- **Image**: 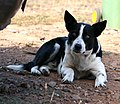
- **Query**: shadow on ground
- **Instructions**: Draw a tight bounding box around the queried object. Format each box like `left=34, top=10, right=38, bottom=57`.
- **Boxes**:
left=0, top=46, right=120, bottom=104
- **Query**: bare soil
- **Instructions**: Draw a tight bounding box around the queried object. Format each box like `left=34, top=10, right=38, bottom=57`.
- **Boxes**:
left=0, top=0, right=120, bottom=104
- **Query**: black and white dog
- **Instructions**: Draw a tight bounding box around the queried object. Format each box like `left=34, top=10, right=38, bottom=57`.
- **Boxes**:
left=7, top=10, right=107, bottom=87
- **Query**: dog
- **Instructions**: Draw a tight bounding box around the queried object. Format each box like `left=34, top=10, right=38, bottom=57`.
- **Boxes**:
left=7, top=10, right=107, bottom=87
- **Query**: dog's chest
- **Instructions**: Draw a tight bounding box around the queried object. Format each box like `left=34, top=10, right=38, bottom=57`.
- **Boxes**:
left=71, top=53, right=96, bottom=71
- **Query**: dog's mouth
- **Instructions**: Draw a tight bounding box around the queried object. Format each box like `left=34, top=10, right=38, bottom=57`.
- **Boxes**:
left=73, top=49, right=92, bottom=57
left=83, top=50, right=93, bottom=56
left=73, top=49, right=80, bottom=53
left=73, top=49, right=85, bottom=54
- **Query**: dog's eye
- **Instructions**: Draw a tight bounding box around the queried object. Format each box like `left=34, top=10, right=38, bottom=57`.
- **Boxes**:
left=72, top=33, right=76, bottom=37
left=85, top=35, right=90, bottom=39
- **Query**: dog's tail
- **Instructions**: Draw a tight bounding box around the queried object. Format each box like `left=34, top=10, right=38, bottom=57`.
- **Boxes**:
left=6, top=62, right=34, bottom=72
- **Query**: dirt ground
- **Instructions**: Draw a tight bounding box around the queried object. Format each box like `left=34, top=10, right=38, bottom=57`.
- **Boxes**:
left=0, top=0, right=120, bottom=104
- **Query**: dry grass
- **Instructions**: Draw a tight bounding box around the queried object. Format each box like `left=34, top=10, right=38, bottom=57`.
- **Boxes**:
left=12, top=15, right=54, bottom=26
left=11, top=0, right=101, bottom=26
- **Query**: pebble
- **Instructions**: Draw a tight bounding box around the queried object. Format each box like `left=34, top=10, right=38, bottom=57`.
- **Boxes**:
left=48, top=81, right=57, bottom=88
left=71, top=94, right=81, bottom=100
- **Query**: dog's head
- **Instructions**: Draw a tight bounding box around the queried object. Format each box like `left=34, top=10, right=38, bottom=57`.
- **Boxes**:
left=64, top=10, right=107, bottom=55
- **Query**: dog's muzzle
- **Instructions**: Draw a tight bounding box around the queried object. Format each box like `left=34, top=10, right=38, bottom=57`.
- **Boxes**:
left=73, top=43, right=82, bottom=53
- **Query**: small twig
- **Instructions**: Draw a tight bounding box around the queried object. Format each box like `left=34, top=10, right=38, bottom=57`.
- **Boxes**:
left=45, top=83, right=48, bottom=91
left=23, top=51, right=36, bottom=55
left=105, top=64, right=120, bottom=71
left=50, top=90, right=55, bottom=103
left=114, top=78, right=120, bottom=81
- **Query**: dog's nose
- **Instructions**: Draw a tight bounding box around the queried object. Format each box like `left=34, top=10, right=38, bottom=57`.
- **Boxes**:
left=75, top=44, right=82, bottom=50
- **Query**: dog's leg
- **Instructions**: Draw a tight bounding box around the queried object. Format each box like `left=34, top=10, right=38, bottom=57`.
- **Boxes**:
left=7, top=41, right=60, bottom=75
left=33, top=42, right=60, bottom=66
left=90, top=57, right=107, bottom=87
left=58, top=43, right=75, bottom=83
left=60, top=66, right=74, bottom=83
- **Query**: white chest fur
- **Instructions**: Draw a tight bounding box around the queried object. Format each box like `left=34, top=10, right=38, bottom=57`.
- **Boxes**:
left=62, top=43, right=97, bottom=72
left=64, top=51, right=96, bottom=71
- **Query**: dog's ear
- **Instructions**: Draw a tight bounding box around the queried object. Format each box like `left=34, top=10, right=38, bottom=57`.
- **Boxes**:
left=92, top=20, right=107, bottom=37
left=64, top=10, right=77, bottom=32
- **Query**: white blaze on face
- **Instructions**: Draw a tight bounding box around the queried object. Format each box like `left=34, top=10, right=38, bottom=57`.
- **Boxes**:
left=71, top=24, right=86, bottom=53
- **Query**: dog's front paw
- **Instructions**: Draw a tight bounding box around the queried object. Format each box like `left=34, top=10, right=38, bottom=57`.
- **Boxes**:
left=39, top=66, right=50, bottom=76
left=31, top=66, right=41, bottom=75
left=61, top=69, right=74, bottom=83
left=95, top=74, right=107, bottom=87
